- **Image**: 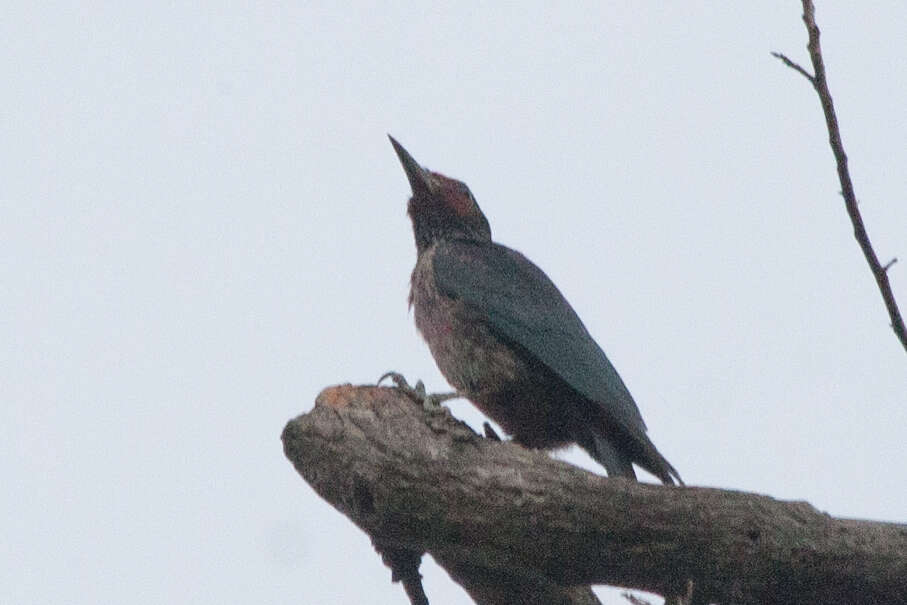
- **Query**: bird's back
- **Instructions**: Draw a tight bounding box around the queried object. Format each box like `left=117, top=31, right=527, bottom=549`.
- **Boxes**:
left=412, top=238, right=681, bottom=484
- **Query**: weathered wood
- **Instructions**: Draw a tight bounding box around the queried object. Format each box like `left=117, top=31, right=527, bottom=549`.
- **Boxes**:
left=282, top=385, right=907, bottom=605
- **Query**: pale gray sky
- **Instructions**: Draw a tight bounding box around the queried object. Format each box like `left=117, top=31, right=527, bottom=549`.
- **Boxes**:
left=2, top=3, right=905, bottom=604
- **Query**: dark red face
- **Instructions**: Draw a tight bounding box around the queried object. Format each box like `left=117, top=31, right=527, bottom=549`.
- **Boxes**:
left=411, top=170, right=481, bottom=219
left=405, top=170, right=491, bottom=251
left=390, top=136, right=491, bottom=251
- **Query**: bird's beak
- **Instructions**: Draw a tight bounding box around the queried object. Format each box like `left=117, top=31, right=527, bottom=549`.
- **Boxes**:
left=388, top=135, right=432, bottom=196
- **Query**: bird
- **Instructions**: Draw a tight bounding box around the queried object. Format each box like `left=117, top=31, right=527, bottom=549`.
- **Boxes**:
left=387, top=135, right=682, bottom=485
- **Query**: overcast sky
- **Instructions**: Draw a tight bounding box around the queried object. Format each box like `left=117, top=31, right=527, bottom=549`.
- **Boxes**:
left=3, top=3, right=905, bottom=604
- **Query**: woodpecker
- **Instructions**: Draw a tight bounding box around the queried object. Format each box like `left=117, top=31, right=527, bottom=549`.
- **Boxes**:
left=389, top=136, right=681, bottom=485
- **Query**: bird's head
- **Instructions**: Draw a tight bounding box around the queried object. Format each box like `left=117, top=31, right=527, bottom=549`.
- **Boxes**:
left=389, top=135, right=492, bottom=253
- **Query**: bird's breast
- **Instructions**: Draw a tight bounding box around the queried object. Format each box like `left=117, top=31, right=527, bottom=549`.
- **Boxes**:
left=409, top=245, right=523, bottom=396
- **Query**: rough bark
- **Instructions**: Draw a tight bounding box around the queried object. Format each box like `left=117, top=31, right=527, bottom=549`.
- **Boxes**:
left=282, top=385, right=907, bottom=605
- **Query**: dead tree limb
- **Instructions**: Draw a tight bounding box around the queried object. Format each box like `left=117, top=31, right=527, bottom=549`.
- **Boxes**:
left=772, top=0, right=907, bottom=354
left=282, top=385, right=907, bottom=605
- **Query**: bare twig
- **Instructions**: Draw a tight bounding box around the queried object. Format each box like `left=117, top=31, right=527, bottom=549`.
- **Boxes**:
left=774, top=0, right=907, bottom=353
left=374, top=543, right=429, bottom=605
left=769, top=51, right=814, bottom=83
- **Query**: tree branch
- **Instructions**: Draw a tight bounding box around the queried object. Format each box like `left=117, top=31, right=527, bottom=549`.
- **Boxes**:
left=373, top=542, right=430, bottom=605
left=773, top=0, right=907, bottom=353
left=282, top=385, right=907, bottom=605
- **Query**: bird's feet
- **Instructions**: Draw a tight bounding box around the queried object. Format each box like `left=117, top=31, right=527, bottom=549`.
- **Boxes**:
left=378, top=371, right=459, bottom=412
left=482, top=422, right=502, bottom=441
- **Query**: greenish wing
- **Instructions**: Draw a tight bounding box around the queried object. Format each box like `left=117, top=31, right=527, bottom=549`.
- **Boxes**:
left=432, top=239, right=647, bottom=433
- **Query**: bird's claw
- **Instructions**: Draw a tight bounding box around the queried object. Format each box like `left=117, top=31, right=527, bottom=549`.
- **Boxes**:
left=378, top=371, right=458, bottom=412
left=377, top=371, right=418, bottom=392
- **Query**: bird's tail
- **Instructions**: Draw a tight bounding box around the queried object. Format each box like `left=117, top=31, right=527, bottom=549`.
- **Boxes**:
left=635, top=434, right=684, bottom=486
left=584, top=433, right=637, bottom=480
left=585, top=432, right=684, bottom=486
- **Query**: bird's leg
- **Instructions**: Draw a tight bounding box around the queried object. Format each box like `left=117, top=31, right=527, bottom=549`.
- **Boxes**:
left=482, top=422, right=502, bottom=441
left=378, top=371, right=458, bottom=412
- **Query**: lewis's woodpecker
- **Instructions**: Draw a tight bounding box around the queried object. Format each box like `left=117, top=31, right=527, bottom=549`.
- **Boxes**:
left=389, top=136, right=682, bottom=485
